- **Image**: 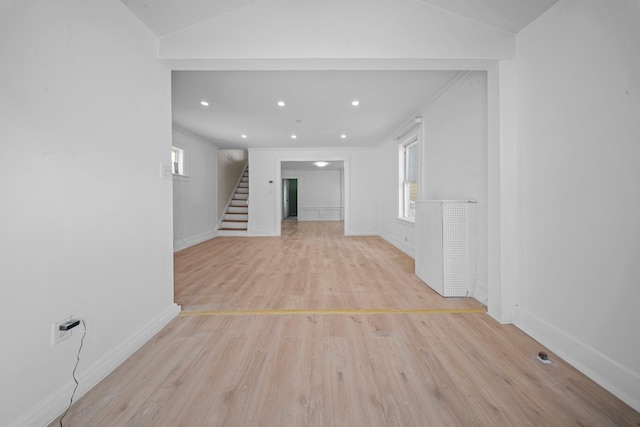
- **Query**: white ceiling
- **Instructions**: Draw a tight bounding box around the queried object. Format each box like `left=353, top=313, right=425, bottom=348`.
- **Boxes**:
left=415, top=0, right=559, bottom=34
left=125, top=0, right=559, bottom=150
left=172, top=70, right=460, bottom=149
left=122, top=0, right=261, bottom=37
left=122, top=0, right=558, bottom=36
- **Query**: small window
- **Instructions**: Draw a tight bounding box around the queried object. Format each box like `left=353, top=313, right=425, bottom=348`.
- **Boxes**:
left=399, top=137, right=419, bottom=221
left=171, top=146, right=185, bottom=175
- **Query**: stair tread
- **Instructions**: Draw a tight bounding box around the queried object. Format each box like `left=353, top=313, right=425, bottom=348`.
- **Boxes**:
left=220, top=166, right=250, bottom=232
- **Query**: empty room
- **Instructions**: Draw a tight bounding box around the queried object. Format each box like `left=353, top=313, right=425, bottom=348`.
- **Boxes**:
left=2, top=0, right=639, bottom=426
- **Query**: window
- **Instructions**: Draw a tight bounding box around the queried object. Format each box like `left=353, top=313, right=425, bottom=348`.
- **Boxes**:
left=399, top=137, right=419, bottom=221
left=171, top=146, right=185, bottom=175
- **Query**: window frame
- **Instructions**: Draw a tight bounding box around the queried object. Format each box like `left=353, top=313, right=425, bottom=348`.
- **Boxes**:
left=398, top=133, right=419, bottom=223
left=171, top=146, right=186, bottom=177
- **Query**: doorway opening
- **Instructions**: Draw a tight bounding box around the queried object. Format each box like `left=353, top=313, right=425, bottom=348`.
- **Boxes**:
left=282, top=178, right=298, bottom=221
left=279, top=160, right=346, bottom=235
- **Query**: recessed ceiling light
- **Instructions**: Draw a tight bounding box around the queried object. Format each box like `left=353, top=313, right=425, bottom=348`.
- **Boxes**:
left=200, top=100, right=209, bottom=106
left=291, top=134, right=297, bottom=139
left=278, top=100, right=286, bottom=107
left=341, top=134, right=347, bottom=139
left=241, top=134, right=247, bottom=139
left=314, top=161, right=329, bottom=167
left=351, top=100, right=360, bottom=106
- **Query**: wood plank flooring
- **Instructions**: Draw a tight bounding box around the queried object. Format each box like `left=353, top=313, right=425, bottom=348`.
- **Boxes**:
left=51, top=221, right=639, bottom=426
left=174, top=221, right=481, bottom=313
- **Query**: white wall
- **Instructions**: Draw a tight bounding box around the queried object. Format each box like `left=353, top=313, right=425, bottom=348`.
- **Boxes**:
left=0, top=2, right=178, bottom=426
left=378, top=72, right=488, bottom=303
left=281, top=167, right=343, bottom=221
left=217, top=149, right=247, bottom=220
left=515, top=0, right=640, bottom=410
left=377, top=134, right=418, bottom=257
left=172, top=127, right=219, bottom=251
left=422, top=72, right=488, bottom=302
left=248, top=148, right=378, bottom=236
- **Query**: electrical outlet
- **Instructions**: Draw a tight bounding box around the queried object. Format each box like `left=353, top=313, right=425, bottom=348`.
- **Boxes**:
left=52, top=317, right=73, bottom=346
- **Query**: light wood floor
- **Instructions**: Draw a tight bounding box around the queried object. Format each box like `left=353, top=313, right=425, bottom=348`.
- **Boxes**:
left=174, top=221, right=481, bottom=313
left=52, top=221, right=639, bottom=426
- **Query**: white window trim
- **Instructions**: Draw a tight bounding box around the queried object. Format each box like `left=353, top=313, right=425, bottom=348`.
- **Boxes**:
left=171, top=145, right=189, bottom=179
left=397, top=124, right=421, bottom=223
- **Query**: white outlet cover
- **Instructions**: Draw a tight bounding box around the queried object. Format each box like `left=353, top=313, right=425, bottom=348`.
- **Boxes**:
left=51, top=319, right=72, bottom=346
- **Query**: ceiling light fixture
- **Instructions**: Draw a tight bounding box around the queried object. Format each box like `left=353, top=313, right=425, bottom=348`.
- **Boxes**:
left=241, top=134, right=247, bottom=139
left=278, top=100, right=286, bottom=107
left=314, top=161, right=329, bottom=167
left=351, top=100, right=360, bottom=106
left=341, top=134, right=347, bottom=139
left=291, top=134, right=297, bottom=139
left=200, top=101, right=209, bottom=106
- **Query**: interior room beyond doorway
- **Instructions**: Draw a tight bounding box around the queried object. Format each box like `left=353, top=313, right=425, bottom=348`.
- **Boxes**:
left=281, top=161, right=345, bottom=226
left=282, top=178, right=298, bottom=220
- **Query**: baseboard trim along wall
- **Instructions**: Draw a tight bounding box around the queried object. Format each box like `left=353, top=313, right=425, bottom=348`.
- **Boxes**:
left=515, top=309, right=640, bottom=412
left=11, top=303, right=181, bottom=427
left=379, top=232, right=415, bottom=258
left=380, top=232, right=487, bottom=304
left=174, top=231, right=218, bottom=252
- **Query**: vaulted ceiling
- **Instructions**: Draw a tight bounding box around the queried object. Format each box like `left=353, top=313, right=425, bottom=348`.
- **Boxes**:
left=121, top=0, right=559, bottom=149
left=122, top=0, right=558, bottom=36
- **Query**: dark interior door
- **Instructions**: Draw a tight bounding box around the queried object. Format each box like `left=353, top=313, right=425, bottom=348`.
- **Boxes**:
left=288, top=179, right=298, bottom=216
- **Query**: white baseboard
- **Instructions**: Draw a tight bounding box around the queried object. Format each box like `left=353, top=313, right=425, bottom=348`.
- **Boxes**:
left=298, top=218, right=342, bottom=222
left=11, top=303, right=181, bottom=427
left=469, top=282, right=488, bottom=306
left=515, top=308, right=640, bottom=412
left=379, top=231, right=415, bottom=258
left=174, top=230, right=217, bottom=252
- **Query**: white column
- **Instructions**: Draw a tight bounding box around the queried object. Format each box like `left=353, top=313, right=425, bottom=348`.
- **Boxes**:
left=487, top=60, right=518, bottom=323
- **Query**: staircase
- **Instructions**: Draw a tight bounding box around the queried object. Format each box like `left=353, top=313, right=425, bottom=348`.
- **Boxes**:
left=218, top=166, right=249, bottom=236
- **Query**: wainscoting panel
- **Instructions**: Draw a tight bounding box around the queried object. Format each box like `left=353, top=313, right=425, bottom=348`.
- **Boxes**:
left=298, top=206, right=343, bottom=221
